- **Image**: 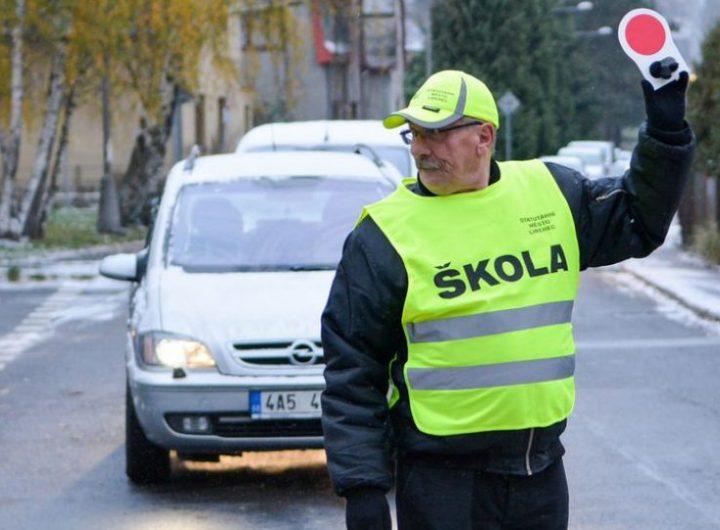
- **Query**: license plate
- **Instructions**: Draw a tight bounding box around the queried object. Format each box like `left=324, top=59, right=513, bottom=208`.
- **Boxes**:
left=250, top=390, right=322, bottom=419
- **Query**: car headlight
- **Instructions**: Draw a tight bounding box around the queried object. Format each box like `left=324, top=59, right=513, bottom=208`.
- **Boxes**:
left=139, top=331, right=216, bottom=369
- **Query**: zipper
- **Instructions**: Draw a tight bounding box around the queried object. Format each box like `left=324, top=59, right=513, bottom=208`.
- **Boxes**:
left=525, top=428, right=535, bottom=476
left=595, top=188, right=624, bottom=202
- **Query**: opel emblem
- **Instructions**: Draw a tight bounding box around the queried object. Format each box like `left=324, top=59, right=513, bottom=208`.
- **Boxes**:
left=287, top=339, right=320, bottom=366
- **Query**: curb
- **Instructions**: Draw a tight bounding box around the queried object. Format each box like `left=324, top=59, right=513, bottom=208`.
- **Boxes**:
left=620, top=265, right=720, bottom=323
left=0, top=240, right=144, bottom=267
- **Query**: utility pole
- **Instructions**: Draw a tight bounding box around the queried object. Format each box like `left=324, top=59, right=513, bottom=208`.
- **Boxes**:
left=392, top=0, right=407, bottom=109
left=97, top=56, right=123, bottom=234
left=348, top=0, right=364, bottom=118
left=425, top=0, right=434, bottom=76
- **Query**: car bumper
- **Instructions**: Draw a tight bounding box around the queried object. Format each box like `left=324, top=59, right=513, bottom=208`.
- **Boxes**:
left=128, top=364, right=325, bottom=453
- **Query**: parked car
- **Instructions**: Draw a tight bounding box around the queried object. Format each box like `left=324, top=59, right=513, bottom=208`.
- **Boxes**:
left=614, top=147, right=632, bottom=162
left=557, top=146, right=606, bottom=179
left=539, top=155, right=586, bottom=175
left=235, top=119, right=417, bottom=179
left=609, top=158, right=631, bottom=177
left=99, top=150, right=396, bottom=484
left=567, top=140, right=615, bottom=170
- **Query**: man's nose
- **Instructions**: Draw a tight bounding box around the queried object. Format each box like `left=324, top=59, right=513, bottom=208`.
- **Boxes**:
left=411, top=136, right=431, bottom=157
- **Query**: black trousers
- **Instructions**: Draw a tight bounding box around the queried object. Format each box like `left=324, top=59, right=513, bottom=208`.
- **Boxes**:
left=396, top=457, right=569, bottom=530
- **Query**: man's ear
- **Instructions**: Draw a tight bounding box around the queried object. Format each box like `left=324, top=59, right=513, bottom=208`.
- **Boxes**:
left=476, top=124, right=496, bottom=155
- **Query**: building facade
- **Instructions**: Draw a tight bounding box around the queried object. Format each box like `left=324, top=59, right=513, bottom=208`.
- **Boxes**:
left=14, top=10, right=253, bottom=195
left=241, top=0, right=424, bottom=124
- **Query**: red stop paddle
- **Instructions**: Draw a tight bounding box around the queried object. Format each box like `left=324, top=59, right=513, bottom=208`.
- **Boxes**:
left=618, top=9, right=688, bottom=90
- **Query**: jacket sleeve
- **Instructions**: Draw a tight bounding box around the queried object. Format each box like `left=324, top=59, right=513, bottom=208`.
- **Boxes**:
left=546, top=124, right=695, bottom=270
left=320, top=218, right=406, bottom=496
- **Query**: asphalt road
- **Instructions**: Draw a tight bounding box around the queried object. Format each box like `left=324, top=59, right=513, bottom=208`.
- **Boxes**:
left=0, top=270, right=719, bottom=529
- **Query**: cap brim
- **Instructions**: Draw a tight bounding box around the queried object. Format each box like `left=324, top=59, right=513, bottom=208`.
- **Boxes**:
left=382, top=108, right=463, bottom=129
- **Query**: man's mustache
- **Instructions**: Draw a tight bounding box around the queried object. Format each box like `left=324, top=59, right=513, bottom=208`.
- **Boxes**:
left=417, top=157, right=443, bottom=170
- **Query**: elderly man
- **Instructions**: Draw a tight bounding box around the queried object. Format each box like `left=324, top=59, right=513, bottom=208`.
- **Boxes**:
left=321, top=69, right=694, bottom=529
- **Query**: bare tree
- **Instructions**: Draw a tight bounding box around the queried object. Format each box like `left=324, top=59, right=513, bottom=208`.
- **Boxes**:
left=111, top=0, right=235, bottom=226
left=17, top=35, right=68, bottom=238
left=118, top=81, right=179, bottom=225
left=0, top=0, right=26, bottom=237
left=48, top=88, right=75, bottom=208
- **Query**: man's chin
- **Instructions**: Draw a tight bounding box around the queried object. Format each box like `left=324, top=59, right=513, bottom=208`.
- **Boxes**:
left=419, top=168, right=442, bottom=179
left=418, top=172, right=452, bottom=195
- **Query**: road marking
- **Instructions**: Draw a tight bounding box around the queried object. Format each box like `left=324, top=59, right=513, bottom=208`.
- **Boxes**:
left=579, top=417, right=720, bottom=526
left=0, top=283, right=127, bottom=372
left=577, top=337, right=720, bottom=350
left=0, top=283, right=83, bottom=372
left=598, top=270, right=720, bottom=336
left=13, top=323, right=45, bottom=332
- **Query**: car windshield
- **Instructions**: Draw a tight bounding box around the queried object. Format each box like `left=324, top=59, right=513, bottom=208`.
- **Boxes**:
left=167, top=177, right=394, bottom=272
left=248, top=145, right=412, bottom=177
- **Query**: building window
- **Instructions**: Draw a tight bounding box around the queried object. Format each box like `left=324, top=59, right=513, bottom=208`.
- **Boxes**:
left=240, top=5, right=286, bottom=52
left=363, top=1, right=396, bottom=71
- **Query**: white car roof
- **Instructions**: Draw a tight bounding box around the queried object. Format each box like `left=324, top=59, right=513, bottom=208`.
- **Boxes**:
left=165, top=151, right=393, bottom=195
left=560, top=145, right=603, bottom=153
left=568, top=140, right=614, bottom=147
left=568, top=140, right=614, bottom=161
left=557, top=147, right=605, bottom=165
left=236, top=120, right=407, bottom=152
left=614, top=148, right=632, bottom=160
left=539, top=155, right=585, bottom=173
left=558, top=146, right=603, bottom=157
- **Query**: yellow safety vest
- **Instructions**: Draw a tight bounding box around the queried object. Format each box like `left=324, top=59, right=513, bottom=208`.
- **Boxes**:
left=362, top=160, right=580, bottom=436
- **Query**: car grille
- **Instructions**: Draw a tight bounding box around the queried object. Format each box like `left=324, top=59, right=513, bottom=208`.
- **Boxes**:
left=213, top=416, right=323, bottom=438
left=232, top=340, right=324, bottom=367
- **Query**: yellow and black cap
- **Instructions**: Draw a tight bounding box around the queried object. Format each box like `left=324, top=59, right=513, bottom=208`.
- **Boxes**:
left=383, top=70, right=499, bottom=130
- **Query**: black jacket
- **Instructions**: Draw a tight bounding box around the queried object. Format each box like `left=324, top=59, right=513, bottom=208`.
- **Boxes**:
left=321, top=124, right=695, bottom=496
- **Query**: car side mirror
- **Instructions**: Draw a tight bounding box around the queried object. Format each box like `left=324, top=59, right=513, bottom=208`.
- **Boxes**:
left=99, top=253, right=140, bottom=282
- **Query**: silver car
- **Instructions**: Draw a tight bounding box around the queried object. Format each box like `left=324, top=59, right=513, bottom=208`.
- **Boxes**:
left=100, top=150, right=395, bottom=483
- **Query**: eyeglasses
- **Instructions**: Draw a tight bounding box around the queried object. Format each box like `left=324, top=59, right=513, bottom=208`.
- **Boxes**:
left=400, top=121, right=483, bottom=145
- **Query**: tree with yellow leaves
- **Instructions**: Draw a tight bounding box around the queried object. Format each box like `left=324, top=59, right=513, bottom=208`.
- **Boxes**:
left=0, top=0, right=238, bottom=236
left=0, top=0, right=320, bottom=236
left=107, top=0, right=236, bottom=225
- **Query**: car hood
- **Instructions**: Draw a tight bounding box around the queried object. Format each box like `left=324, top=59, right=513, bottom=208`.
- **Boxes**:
left=158, top=267, right=335, bottom=346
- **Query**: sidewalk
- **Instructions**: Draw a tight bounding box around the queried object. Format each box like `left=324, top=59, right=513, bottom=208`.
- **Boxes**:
left=620, top=243, right=720, bottom=322
left=0, top=240, right=142, bottom=285
left=0, top=240, right=143, bottom=267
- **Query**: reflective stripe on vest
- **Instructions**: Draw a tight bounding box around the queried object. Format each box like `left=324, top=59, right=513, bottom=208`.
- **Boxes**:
left=408, top=354, right=575, bottom=390
left=363, top=159, right=581, bottom=436
left=407, top=300, right=574, bottom=343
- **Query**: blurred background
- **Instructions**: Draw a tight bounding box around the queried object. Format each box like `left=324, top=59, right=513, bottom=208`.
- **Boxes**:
left=0, top=0, right=718, bottom=260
